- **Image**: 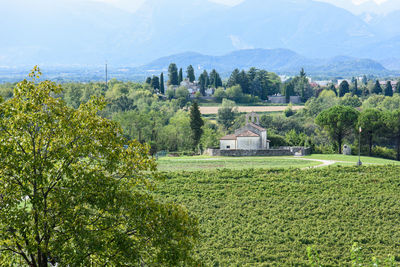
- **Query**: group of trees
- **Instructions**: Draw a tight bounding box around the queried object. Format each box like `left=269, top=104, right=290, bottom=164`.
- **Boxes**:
left=283, top=68, right=313, bottom=102
left=316, top=105, right=400, bottom=159
left=167, top=63, right=198, bottom=86
left=327, top=78, right=400, bottom=99
left=226, top=67, right=281, bottom=100
left=145, top=73, right=165, bottom=94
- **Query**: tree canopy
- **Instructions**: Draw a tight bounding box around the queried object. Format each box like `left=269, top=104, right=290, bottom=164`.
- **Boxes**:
left=0, top=67, right=198, bottom=266
left=168, top=63, right=179, bottom=86
left=315, top=105, right=359, bottom=153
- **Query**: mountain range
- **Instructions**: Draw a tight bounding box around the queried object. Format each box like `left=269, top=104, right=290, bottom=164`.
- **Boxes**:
left=134, top=48, right=391, bottom=77
left=1, top=0, right=400, bottom=72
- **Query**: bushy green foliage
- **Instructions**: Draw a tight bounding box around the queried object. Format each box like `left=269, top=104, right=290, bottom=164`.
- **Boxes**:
left=316, top=105, right=359, bottom=153
left=156, top=166, right=400, bottom=266
left=0, top=67, right=199, bottom=266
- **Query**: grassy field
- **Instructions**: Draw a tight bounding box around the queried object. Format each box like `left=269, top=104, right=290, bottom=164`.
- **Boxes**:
left=156, top=156, right=320, bottom=171
left=155, top=166, right=400, bottom=265
left=156, top=154, right=400, bottom=171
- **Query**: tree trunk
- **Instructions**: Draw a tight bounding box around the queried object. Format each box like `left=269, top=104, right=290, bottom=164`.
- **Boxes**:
left=338, top=137, right=342, bottom=154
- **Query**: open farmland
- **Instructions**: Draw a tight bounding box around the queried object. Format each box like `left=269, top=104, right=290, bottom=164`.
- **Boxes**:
left=199, top=105, right=304, bottom=114
left=155, top=166, right=400, bottom=265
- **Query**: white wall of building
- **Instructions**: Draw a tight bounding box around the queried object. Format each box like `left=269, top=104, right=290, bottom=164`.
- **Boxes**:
left=220, top=140, right=236, bottom=150
left=237, top=137, right=260, bottom=150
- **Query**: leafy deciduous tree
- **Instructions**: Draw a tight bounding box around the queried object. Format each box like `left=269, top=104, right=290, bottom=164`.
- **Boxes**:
left=0, top=67, right=198, bottom=266
left=315, top=105, right=359, bottom=154
left=358, top=109, right=384, bottom=155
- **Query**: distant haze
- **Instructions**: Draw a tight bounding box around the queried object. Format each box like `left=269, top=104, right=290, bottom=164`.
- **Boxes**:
left=1, top=0, right=400, bottom=68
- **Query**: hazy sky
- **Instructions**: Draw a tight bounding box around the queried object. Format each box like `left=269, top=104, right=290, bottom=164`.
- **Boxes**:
left=89, top=0, right=392, bottom=13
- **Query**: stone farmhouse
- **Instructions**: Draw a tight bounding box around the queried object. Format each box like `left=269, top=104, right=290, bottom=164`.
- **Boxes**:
left=220, top=112, right=270, bottom=150
left=206, top=112, right=310, bottom=157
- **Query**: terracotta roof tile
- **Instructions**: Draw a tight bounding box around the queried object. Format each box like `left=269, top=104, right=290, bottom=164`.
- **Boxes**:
left=248, top=122, right=266, bottom=131
left=220, top=134, right=237, bottom=140
left=236, top=130, right=259, bottom=137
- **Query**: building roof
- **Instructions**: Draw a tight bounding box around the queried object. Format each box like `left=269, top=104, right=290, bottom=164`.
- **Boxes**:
left=236, top=130, right=260, bottom=137
left=247, top=122, right=266, bottom=132
left=220, top=134, right=237, bottom=140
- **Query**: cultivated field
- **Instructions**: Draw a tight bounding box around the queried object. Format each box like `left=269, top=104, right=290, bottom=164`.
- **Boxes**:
left=199, top=105, right=304, bottom=114
left=155, top=166, right=400, bottom=265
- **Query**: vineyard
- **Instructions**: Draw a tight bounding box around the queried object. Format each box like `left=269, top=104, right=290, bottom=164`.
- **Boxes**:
left=155, top=166, right=400, bottom=265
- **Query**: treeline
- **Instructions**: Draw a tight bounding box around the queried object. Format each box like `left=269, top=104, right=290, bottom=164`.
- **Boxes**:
left=144, top=63, right=282, bottom=102
left=2, top=67, right=400, bottom=159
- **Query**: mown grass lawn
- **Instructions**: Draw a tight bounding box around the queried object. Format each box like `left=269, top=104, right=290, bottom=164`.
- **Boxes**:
left=303, top=154, right=400, bottom=166
left=156, top=156, right=320, bottom=171
left=156, top=154, right=400, bottom=172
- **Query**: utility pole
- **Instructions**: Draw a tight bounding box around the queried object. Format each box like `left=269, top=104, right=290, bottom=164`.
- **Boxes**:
left=357, top=126, right=362, bottom=166
left=105, top=61, right=108, bottom=91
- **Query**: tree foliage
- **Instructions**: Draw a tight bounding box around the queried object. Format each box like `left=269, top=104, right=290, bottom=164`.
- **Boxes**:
left=358, top=109, right=385, bottom=155
left=186, top=65, right=195, bottom=83
left=338, top=80, right=350, bottom=97
left=384, top=81, right=393, bottom=97
left=198, top=70, right=209, bottom=96
left=190, top=102, right=204, bottom=149
left=160, top=72, right=165, bottom=94
left=315, top=105, right=359, bottom=153
left=168, top=63, right=179, bottom=86
left=372, top=80, right=382, bottom=95
left=0, top=67, right=198, bottom=266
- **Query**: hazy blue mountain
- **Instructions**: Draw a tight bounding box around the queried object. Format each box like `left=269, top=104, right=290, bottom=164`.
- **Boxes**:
left=135, top=49, right=389, bottom=76
left=0, top=0, right=399, bottom=67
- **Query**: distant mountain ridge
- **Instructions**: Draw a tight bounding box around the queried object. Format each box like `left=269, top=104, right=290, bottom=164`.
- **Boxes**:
left=135, top=48, right=390, bottom=76
left=1, top=0, right=400, bottom=67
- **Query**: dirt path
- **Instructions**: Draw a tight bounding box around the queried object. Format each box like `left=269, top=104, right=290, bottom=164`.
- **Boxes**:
left=284, top=157, right=355, bottom=169
left=200, top=105, right=304, bottom=115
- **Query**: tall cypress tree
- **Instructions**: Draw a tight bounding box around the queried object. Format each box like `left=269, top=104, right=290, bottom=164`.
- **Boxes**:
left=151, top=76, right=160, bottom=90
left=209, top=69, right=222, bottom=88
left=160, top=72, right=165, bottom=94
left=227, top=69, right=240, bottom=87
left=187, top=65, right=195, bottom=82
left=238, top=70, right=250, bottom=94
left=351, top=79, right=358, bottom=96
left=362, top=75, right=368, bottom=85
left=190, top=101, right=204, bottom=150
left=372, top=80, right=382, bottom=95
left=168, top=63, right=179, bottom=86
left=198, top=70, right=209, bottom=96
left=396, top=81, right=400, bottom=94
left=384, top=81, right=393, bottom=96
left=339, top=81, right=350, bottom=97
left=178, top=68, right=183, bottom=84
